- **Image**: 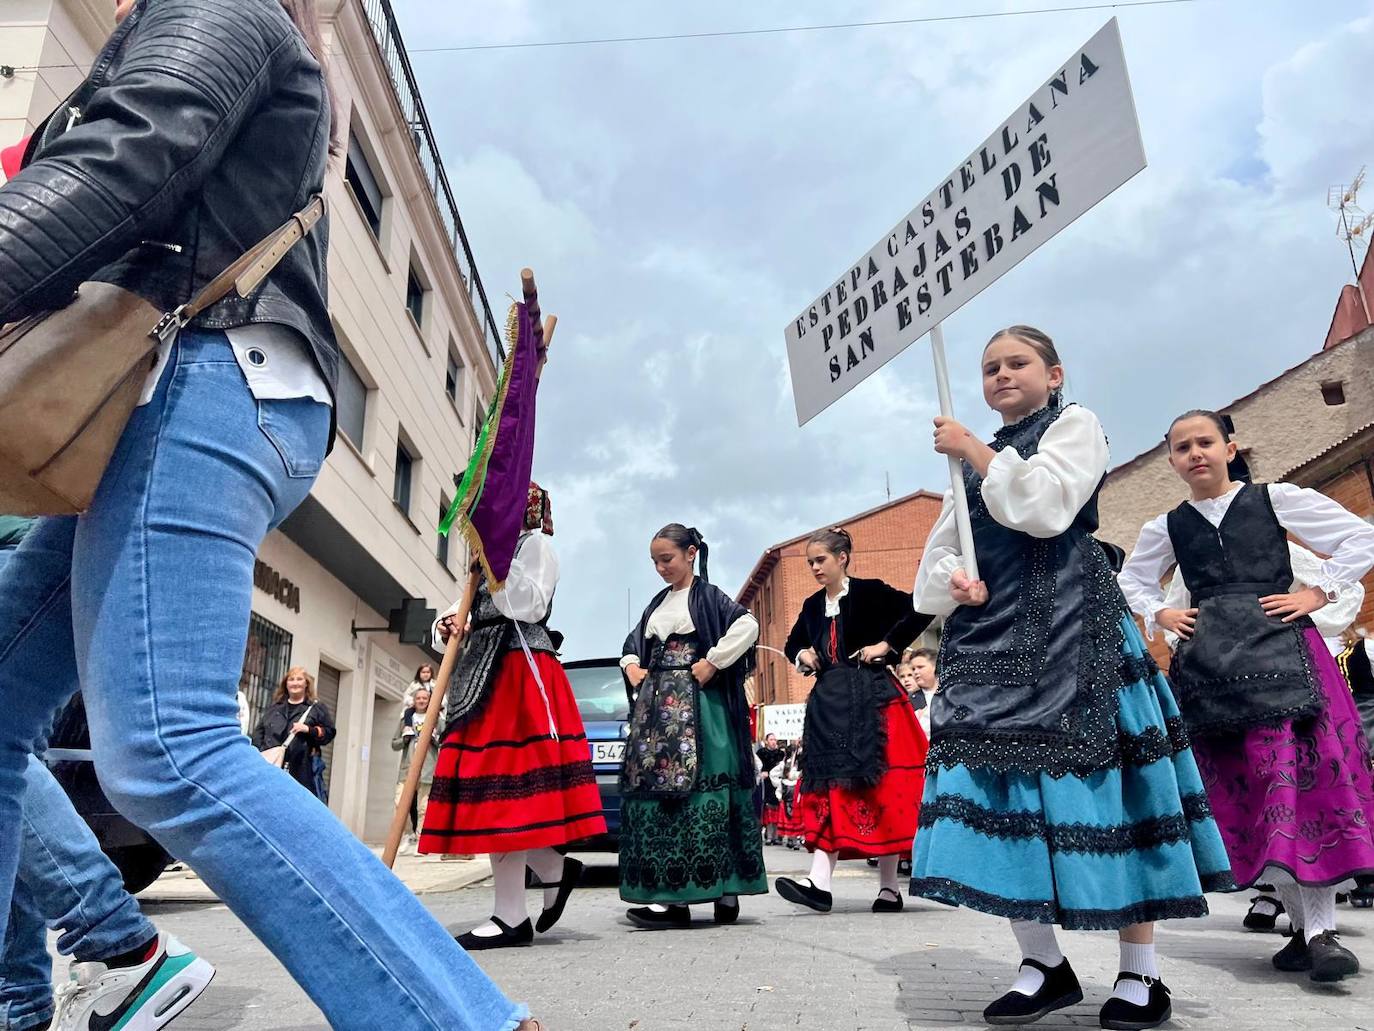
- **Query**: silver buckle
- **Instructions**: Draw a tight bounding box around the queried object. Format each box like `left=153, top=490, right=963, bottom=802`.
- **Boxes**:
left=150, top=304, right=187, bottom=345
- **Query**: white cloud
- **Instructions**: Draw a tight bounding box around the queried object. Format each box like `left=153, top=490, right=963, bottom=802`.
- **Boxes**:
left=1258, top=13, right=1373, bottom=195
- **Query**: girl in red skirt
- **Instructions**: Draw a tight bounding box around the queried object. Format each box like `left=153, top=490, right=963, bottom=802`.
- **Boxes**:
left=421, top=483, right=606, bottom=949
left=776, top=528, right=933, bottom=914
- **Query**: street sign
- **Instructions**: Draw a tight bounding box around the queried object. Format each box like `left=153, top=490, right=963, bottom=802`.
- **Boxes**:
left=785, top=18, right=1145, bottom=426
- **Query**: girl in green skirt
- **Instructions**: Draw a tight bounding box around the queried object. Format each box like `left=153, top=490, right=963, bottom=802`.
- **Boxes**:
left=620, top=524, right=766, bottom=927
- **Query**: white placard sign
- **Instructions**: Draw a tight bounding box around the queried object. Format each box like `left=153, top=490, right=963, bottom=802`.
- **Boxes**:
left=761, top=703, right=806, bottom=741
left=785, top=19, right=1145, bottom=425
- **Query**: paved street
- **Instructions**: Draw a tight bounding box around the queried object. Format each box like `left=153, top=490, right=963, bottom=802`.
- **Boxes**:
left=110, top=849, right=1374, bottom=1031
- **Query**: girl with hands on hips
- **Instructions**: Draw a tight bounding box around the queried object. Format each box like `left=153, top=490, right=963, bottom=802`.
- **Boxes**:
left=1119, top=409, right=1374, bottom=987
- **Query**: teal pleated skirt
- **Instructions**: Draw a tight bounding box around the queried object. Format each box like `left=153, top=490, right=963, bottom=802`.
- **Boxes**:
left=911, top=616, right=1234, bottom=929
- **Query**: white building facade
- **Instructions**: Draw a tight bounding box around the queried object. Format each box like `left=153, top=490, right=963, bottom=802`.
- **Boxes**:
left=1, top=0, right=505, bottom=841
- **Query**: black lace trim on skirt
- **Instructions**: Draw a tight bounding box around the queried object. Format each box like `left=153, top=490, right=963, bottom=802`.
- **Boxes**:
left=908, top=877, right=1213, bottom=930
left=917, top=790, right=1216, bottom=855
left=928, top=713, right=1195, bottom=779
left=428, top=760, right=595, bottom=805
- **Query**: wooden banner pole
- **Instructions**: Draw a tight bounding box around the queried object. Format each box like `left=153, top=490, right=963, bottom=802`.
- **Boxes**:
left=382, top=567, right=480, bottom=868
left=930, top=322, right=980, bottom=581
left=385, top=268, right=557, bottom=869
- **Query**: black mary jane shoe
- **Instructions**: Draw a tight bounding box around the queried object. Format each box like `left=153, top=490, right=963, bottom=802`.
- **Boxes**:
left=1352, top=878, right=1374, bottom=909
left=775, top=876, right=833, bottom=913
left=1099, top=972, right=1172, bottom=1031
left=1272, top=931, right=1311, bottom=972
left=534, top=856, right=584, bottom=934
left=455, top=916, right=534, bottom=951
left=983, top=958, right=1083, bottom=1026
left=1308, top=931, right=1360, bottom=983
left=626, top=904, right=691, bottom=929
left=713, top=899, right=740, bottom=925
left=871, top=887, right=904, bottom=913
left=1243, top=894, right=1284, bottom=932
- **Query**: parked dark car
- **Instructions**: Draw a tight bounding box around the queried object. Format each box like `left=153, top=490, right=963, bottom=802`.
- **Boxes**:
left=563, top=657, right=630, bottom=851
left=45, top=694, right=172, bottom=893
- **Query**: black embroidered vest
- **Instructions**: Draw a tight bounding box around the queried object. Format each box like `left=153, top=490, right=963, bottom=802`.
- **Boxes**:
left=1165, top=484, right=1320, bottom=735
left=930, top=402, right=1129, bottom=777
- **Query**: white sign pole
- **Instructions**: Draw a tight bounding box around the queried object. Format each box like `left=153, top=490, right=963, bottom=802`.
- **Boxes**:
left=929, top=322, right=979, bottom=581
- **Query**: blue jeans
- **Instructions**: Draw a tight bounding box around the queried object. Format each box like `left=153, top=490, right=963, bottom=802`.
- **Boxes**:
left=1, top=753, right=155, bottom=1031
left=0, top=333, right=524, bottom=1030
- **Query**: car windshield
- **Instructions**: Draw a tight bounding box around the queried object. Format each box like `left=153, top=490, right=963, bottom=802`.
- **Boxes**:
left=565, top=664, right=630, bottom=723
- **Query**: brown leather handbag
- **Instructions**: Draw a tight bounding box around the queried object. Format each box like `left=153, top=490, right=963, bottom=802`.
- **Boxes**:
left=0, top=195, right=326, bottom=516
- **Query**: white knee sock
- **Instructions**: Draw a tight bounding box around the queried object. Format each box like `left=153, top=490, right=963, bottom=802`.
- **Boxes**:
left=805, top=850, right=838, bottom=892
left=1112, top=941, right=1159, bottom=1006
left=465, top=850, right=528, bottom=937
left=1275, top=882, right=1303, bottom=934
left=1300, top=886, right=1338, bottom=940
left=877, top=855, right=900, bottom=896
left=526, top=847, right=565, bottom=909
left=1009, top=919, right=1063, bottom=995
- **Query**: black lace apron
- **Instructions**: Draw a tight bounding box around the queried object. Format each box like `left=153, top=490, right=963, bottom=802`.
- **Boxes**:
left=1166, top=484, right=1321, bottom=735
left=930, top=402, right=1126, bottom=777
left=800, top=613, right=889, bottom=791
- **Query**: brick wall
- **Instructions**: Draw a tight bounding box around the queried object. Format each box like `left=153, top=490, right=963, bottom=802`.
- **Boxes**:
left=741, top=493, right=944, bottom=706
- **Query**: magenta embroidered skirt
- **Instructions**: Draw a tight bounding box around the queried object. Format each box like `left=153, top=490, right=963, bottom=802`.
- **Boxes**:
left=1193, top=628, right=1374, bottom=888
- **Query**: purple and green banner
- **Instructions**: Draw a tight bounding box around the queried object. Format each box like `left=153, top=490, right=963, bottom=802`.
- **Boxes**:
left=439, top=300, right=545, bottom=589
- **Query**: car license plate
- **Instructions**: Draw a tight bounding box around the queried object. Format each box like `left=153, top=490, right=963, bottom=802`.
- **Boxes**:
left=592, top=741, right=626, bottom=764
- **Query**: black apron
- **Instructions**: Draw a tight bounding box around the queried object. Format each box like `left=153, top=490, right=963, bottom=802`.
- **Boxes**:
left=1166, top=484, right=1321, bottom=736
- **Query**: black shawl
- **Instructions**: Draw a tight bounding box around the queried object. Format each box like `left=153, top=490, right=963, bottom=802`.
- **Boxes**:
left=784, top=577, right=932, bottom=669
left=622, top=579, right=757, bottom=790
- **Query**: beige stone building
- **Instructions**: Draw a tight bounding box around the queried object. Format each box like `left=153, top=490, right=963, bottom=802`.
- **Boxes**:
left=1, top=0, right=509, bottom=841
left=1098, top=327, right=1374, bottom=553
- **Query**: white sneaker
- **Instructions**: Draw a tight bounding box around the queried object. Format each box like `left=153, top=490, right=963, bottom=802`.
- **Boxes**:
left=53, top=932, right=214, bottom=1030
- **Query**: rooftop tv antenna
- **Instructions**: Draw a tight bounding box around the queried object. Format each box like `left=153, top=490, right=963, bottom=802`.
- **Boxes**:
left=1329, top=166, right=1374, bottom=323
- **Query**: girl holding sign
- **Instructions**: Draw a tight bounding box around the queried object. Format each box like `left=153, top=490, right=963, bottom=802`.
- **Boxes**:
left=1119, top=411, right=1374, bottom=984
left=619, top=525, right=767, bottom=927
left=911, top=327, right=1231, bottom=1030
left=774, top=529, right=933, bottom=915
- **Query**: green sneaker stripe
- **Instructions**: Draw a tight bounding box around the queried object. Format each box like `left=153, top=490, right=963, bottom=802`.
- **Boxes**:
left=111, top=953, right=198, bottom=1031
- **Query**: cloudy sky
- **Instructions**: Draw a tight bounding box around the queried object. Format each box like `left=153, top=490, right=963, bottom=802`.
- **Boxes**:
left=394, top=0, right=1373, bottom=659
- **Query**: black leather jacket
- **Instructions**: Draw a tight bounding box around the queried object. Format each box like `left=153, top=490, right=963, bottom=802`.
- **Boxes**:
left=0, top=0, right=337, bottom=398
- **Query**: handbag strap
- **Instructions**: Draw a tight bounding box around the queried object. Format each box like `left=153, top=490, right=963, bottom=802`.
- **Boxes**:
left=151, top=194, right=327, bottom=344
left=279, top=703, right=316, bottom=751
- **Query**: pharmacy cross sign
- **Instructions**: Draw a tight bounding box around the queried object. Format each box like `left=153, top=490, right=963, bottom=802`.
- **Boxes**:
left=785, top=18, right=1146, bottom=427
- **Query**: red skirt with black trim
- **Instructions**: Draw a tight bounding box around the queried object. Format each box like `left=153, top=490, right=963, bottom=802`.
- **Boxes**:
left=799, top=684, right=927, bottom=859
left=419, top=650, right=607, bottom=855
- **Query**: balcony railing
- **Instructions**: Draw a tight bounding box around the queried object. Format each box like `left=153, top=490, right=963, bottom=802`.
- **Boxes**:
left=359, top=0, right=505, bottom=366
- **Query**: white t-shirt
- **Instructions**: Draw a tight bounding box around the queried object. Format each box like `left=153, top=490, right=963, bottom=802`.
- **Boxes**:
left=140, top=324, right=331, bottom=406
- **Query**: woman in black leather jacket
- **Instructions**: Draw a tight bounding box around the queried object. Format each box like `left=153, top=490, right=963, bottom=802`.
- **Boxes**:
left=0, top=3, right=531, bottom=1028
